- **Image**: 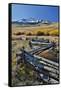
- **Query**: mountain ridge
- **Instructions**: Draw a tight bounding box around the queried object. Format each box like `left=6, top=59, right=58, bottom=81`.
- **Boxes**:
left=12, top=18, right=51, bottom=25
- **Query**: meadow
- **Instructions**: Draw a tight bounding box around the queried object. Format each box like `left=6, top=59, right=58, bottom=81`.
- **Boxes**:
left=12, top=22, right=59, bottom=38
left=11, top=22, right=59, bottom=86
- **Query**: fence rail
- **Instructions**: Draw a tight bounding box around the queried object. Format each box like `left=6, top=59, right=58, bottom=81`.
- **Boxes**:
left=16, top=49, right=59, bottom=83
left=16, top=41, right=59, bottom=84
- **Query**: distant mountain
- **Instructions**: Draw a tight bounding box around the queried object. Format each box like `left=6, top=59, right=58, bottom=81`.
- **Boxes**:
left=12, top=18, right=51, bottom=25
left=41, top=19, right=51, bottom=24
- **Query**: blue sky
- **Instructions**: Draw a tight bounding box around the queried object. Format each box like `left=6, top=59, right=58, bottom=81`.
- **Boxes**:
left=12, top=4, right=59, bottom=22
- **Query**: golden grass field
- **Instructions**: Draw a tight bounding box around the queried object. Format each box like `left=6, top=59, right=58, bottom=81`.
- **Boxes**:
left=11, top=22, right=59, bottom=70
left=12, top=22, right=59, bottom=38
left=11, top=22, right=59, bottom=86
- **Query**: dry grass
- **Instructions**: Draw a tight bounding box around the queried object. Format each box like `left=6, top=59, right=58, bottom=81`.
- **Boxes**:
left=12, top=22, right=59, bottom=38
left=11, top=22, right=59, bottom=86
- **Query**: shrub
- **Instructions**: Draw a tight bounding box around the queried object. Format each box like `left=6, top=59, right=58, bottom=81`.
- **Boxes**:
left=36, top=31, right=44, bottom=36
left=27, top=32, right=32, bottom=36
left=14, top=32, right=24, bottom=35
